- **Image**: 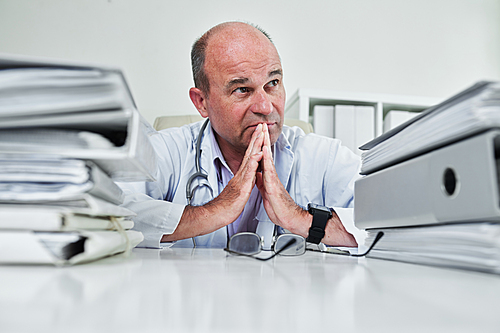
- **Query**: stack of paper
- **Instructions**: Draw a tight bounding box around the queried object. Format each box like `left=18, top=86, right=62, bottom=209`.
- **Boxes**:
left=0, top=54, right=157, bottom=182
left=365, top=223, right=500, bottom=274
left=360, top=81, right=500, bottom=175
left=0, top=54, right=149, bottom=265
left=0, top=155, right=144, bottom=265
left=355, top=81, right=500, bottom=274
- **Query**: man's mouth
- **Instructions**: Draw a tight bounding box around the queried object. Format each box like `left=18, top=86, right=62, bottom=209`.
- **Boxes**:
left=247, top=122, right=276, bottom=130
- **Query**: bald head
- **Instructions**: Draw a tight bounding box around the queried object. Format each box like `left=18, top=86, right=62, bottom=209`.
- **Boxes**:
left=191, top=22, right=276, bottom=94
left=188, top=21, right=285, bottom=157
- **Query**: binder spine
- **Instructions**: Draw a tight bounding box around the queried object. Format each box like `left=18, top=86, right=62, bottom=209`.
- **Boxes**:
left=354, top=130, right=500, bottom=229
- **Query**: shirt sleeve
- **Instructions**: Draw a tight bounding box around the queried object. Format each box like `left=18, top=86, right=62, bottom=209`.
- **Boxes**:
left=324, top=141, right=361, bottom=208
left=323, top=139, right=366, bottom=245
left=115, top=130, right=189, bottom=249
left=118, top=184, right=185, bottom=248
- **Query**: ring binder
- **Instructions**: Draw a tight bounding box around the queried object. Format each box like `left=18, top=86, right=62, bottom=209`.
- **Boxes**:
left=355, top=130, right=500, bottom=229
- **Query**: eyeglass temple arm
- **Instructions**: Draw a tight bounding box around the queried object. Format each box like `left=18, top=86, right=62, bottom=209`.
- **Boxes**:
left=223, top=238, right=297, bottom=261
left=350, top=231, right=384, bottom=257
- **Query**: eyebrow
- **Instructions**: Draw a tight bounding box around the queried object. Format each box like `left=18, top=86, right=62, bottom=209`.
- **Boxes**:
left=269, top=69, right=283, bottom=78
left=225, top=77, right=249, bottom=91
left=224, top=69, right=283, bottom=91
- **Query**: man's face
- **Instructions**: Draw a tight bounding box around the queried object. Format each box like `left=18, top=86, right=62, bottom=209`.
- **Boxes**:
left=202, top=26, right=286, bottom=156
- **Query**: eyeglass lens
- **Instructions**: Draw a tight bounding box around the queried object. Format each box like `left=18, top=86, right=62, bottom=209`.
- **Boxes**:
left=227, top=232, right=261, bottom=255
left=274, top=234, right=306, bottom=256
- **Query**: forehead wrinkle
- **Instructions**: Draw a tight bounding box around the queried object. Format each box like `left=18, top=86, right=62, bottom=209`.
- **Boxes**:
left=204, top=27, right=282, bottom=92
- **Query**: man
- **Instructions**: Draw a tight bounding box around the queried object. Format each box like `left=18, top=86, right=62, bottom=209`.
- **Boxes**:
left=119, top=22, right=361, bottom=249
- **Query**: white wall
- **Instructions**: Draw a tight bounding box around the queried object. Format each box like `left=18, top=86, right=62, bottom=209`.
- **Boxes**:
left=0, top=0, right=499, bottom=125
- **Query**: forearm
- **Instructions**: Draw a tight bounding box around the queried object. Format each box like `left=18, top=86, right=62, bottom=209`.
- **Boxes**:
left=160, top=204, right=224, bottom=242
left=322, top=212, right=358, bottom=247
left=161, top=178, right=253, bottom=242
left=279, top=206, right=357, bottom=247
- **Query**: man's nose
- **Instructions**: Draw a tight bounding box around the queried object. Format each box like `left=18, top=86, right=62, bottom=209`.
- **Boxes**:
left=250, top=90, right=273, bottom=115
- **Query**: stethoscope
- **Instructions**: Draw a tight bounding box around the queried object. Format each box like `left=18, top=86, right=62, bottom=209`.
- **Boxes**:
left=185, top=118, right=211, bottom=247
left=185, top=118, right=210, bottom=206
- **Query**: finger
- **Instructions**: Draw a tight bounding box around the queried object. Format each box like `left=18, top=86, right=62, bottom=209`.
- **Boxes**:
left=263, top=124, right=273, bottom=168
left=262, top=145, right=274, bottom=176
left=240, top=148, right=264, bottom=182
left=243, top=124, right=263, bottom=162
left=263, top=123, right=271, bottom=150
left=248, top=131, right=265, bottom=171
left=253, top=124, right=265, bottom=154
left=246, top=123, right=262, bottom=153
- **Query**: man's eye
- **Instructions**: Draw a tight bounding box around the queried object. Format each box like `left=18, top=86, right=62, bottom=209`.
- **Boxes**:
left=234, top=87, right=249, bottom=94
left=268, top=79, right=279, bottom=87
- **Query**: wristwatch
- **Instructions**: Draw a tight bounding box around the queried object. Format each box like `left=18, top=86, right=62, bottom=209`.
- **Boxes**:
left=306, top=203, right=333, bottom=244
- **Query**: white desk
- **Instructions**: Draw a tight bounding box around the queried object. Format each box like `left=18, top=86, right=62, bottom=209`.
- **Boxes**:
left=1, top=247, right=500, bottom=333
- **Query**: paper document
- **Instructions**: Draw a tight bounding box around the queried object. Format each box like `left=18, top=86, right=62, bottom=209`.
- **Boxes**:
left=0, top=67, right=132, bottom=116
left=0, top=194, right=135, bottom=217
left=365, top=223, right=500, bottom=274
left=0, top=156, right=124, bottom=204
left=0, top=229, right=144, bottom=265
left=0, top=206, right=134, bottom=231
left=0, top=54, right=157, bottom=181
left=360, top=81, right=500, bottom=174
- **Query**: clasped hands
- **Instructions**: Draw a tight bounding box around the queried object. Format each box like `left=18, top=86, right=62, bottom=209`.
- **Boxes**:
left=226, top=123, right=356, bottom=247
left=224, top=123, right=303, bottom=229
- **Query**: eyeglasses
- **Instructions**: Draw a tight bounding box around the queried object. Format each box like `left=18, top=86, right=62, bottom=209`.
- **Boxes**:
left=224, top=232, right=306, bottom=261
left=224, top=231, right=384, bottom=260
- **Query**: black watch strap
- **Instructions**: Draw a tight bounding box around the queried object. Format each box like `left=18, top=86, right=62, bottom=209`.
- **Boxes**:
left=306, top=205, right=332, bottom=244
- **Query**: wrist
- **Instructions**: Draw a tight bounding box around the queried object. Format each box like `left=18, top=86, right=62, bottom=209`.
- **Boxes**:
left=280, top=205, right=312, bottom=237
left=305, top=203, right=334, bottom=244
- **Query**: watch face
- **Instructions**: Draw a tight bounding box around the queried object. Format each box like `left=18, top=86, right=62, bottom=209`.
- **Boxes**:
left=308, top=203, right=331, bottom=213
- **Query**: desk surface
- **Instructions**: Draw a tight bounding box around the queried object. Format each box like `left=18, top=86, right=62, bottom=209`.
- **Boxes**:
left=1, top=247, right=500, bottom=333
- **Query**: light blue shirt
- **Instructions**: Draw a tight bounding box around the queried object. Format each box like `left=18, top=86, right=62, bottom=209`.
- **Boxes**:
left=117, top=120, right=363, bottom=249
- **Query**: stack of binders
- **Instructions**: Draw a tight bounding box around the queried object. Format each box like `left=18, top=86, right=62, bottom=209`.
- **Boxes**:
left=0, top=54, right=155, bottom=265
left=355, top=81, right=500, bottom=274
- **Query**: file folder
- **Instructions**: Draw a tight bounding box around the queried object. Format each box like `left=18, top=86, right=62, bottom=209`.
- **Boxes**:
left=0, top=157, right=124, bottom=205
left=355, top=130, right=500, bottom=229
left=0, top=54, right=157, bottom=182
left=360, top=81, right=500, bottom=175
left=0, top=194, right=135, bottom=218
left=0, top=229, right=143, bottom=265
left=0, top=206, right=134, bottom=231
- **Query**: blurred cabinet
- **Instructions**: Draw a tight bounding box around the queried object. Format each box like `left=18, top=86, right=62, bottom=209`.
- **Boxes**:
left=285, top=88, right=442, bottom=154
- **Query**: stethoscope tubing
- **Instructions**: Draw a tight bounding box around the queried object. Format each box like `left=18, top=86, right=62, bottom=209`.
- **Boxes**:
left=186, top=118, right=210, bottom=205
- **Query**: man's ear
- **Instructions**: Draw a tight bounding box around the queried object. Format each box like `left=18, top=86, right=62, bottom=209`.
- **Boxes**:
left=189, top=87, right=209, bottom=118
